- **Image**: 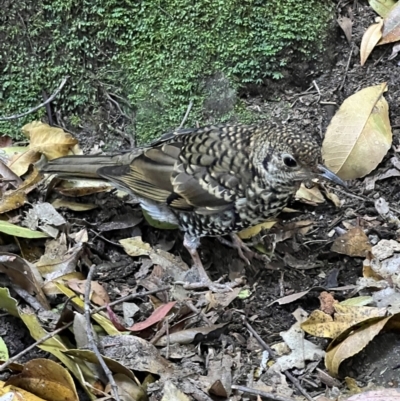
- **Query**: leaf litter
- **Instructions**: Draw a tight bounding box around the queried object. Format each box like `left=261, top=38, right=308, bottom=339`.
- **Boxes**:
left=2, top=7, right=400, bottom=399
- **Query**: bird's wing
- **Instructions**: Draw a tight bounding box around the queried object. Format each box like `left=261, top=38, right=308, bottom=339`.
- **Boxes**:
left=171, top=126, right=253, bottom=212
left=98, top=143, right=234, bottom=212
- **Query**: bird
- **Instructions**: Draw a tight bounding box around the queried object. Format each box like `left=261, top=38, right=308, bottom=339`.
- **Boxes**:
left=39, top=123, right=345, bottom=292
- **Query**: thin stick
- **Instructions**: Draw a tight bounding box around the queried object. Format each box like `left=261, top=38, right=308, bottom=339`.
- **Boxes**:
left=84, top=264, right=121, bottom=401
left=232, top=384, right=297, bottom=401
left=0, top=321, right=73, bottom=372
left=244, top=320, right=313, bottom=401
left=178, top=100, right=193, bottom=129
left=339, top=44, right=354, bottom=91
left=92, top=286, right=171, bottom=314
left=0, top=76, right=70, bottom=121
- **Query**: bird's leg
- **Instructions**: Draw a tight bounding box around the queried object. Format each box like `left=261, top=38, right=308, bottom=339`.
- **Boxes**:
left=182, top=234, right=242, bottom=292
left=225, top=234, right=271, bottom=265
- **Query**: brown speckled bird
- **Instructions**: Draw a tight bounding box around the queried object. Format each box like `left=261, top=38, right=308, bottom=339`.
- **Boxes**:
left=40, top=124, right=345, bottom=291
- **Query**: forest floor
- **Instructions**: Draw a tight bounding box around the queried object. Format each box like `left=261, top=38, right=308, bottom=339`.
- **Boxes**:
left=1, top=2, right=400, bottom=401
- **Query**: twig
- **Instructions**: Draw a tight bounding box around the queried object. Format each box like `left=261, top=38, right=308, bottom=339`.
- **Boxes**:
left=178, top=100, right=193, bottom=129
left=0, top=76, right=69, bottom=121
left=232, top=384, right=297, bottom=401
left=339, top=44, right=354, bottom=91
left=84, top=264, right=121, bottom=401
left=312, top=80, right=321, bottom=103
left=244, top=320, right=313, bottom=401
left=0, top=321, right=73, bottom=372
left=92, top=286, right=171, bottom=314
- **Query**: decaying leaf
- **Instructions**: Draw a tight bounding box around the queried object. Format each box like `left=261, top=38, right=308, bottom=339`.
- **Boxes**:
left=100, top=335, right=175, bottom=377
left=6, top=358, right=79, bottom=401
left=325, top=314, right=399, bottom=376
left=360, top=18, right=384, bottom=66
left=295, top=184, right=325, bottom=205
left=322, top=83, right=392, bottom=180
left=0, top=253, right=49, bottom=309
left=67, top=279, right=110, bottom=306
left=337, top=16, right=353, bottom=43
left=106, top=373, right=147, bottom=401
left=331, top=227, right=372, bottom=257
left=301, top=303, right=388, bottom=339
left=269, top=310, right=325, bottom=373
left=378, top=2, right=400, bottom=45
left=8, top=122, right=79, bottom=176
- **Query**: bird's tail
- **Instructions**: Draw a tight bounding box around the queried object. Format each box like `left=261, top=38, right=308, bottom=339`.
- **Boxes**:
left=37, top=151, right=139, bottom=179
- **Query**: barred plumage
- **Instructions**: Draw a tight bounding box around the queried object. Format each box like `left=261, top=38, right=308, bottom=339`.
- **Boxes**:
left=40, top=123, right=345, bottom=291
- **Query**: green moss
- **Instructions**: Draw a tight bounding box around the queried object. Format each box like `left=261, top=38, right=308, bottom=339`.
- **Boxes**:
left=0, top=0, right=334, bottom=142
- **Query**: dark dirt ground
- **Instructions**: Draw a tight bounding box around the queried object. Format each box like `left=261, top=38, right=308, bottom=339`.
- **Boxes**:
left=1, top=1, right=400, bottom=400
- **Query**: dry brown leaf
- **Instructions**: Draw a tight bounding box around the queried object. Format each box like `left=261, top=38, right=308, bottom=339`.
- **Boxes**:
left=8, top=123, right=78, bottom=176
left=378, top=2, right=400, bottom=45
left=67, top=279, right=111, bottom=306
left=331, top=227, right=372, bottom=257
left=337, top=16, right=353, bottom=43
left=360, top=18, right=383, bottom=66
left=0, top=253, right=49, bottom=309
left=0, top=190, right=27, bottom=214
left=322, top=83, right=392, bottom=180
left=8, top=149, right=41, bottom=177
left=22, top=121, right=78, bottom=160
left=295, top=184, right=325, bottom=205
left=325, top=314, right=392, bottom=376
left=6, top=358, right=79, bottom=401
left=106, top=373, right=147, bottom=401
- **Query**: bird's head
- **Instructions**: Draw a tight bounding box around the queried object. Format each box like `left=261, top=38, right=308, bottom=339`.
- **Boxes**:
left=252, top=127, right=346, bottom=187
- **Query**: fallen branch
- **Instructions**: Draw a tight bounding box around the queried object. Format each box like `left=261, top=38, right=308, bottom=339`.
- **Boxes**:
left=0, top=76, right=69, bottom=121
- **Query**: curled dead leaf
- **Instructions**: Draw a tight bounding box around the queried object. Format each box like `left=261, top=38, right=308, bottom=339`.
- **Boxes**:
left=360, top=18, right=383, bottom=66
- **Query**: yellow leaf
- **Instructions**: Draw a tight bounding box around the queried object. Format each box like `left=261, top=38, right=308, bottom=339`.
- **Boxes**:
left=22, top=121, right=78, bottom=160
left=322, top=83, right=392, bottom=180
left=238, top=219, right=277, bottom=239
left=295, top=184, right=325, bottom=205
left=301, top=304, right=388, bottom=338
left=368, top=0, right=396, bottom=17
left=360, top=18, right=383, bottom=66
left=120, top=237, right=152, bottom=257
left=6, top=359, right=79, bottom=401
left=325, top=315, right=390, bottom=376
left=54, top=282, right=120, bottom=335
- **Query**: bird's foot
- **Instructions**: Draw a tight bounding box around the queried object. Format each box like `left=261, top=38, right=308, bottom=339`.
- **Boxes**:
left=219, top=234, right=270, bottom=265
left=182, top=233, right=245, bottom=292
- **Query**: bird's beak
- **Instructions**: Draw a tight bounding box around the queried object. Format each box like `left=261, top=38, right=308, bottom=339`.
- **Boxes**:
left=317, top=164, right=347, bottom=187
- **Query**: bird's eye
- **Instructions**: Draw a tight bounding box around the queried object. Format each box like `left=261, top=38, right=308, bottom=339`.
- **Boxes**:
left=283, top=155, right=297, bottom=168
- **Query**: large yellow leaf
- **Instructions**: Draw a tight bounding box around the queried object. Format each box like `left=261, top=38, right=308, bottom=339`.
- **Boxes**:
left=322, top=83, right=392, bottom=180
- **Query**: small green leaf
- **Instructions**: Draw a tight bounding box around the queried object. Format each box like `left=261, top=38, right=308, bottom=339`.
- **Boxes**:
left=0, top=220, right=49, bottom=238
left=142, top=209, right=178, bottom=230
